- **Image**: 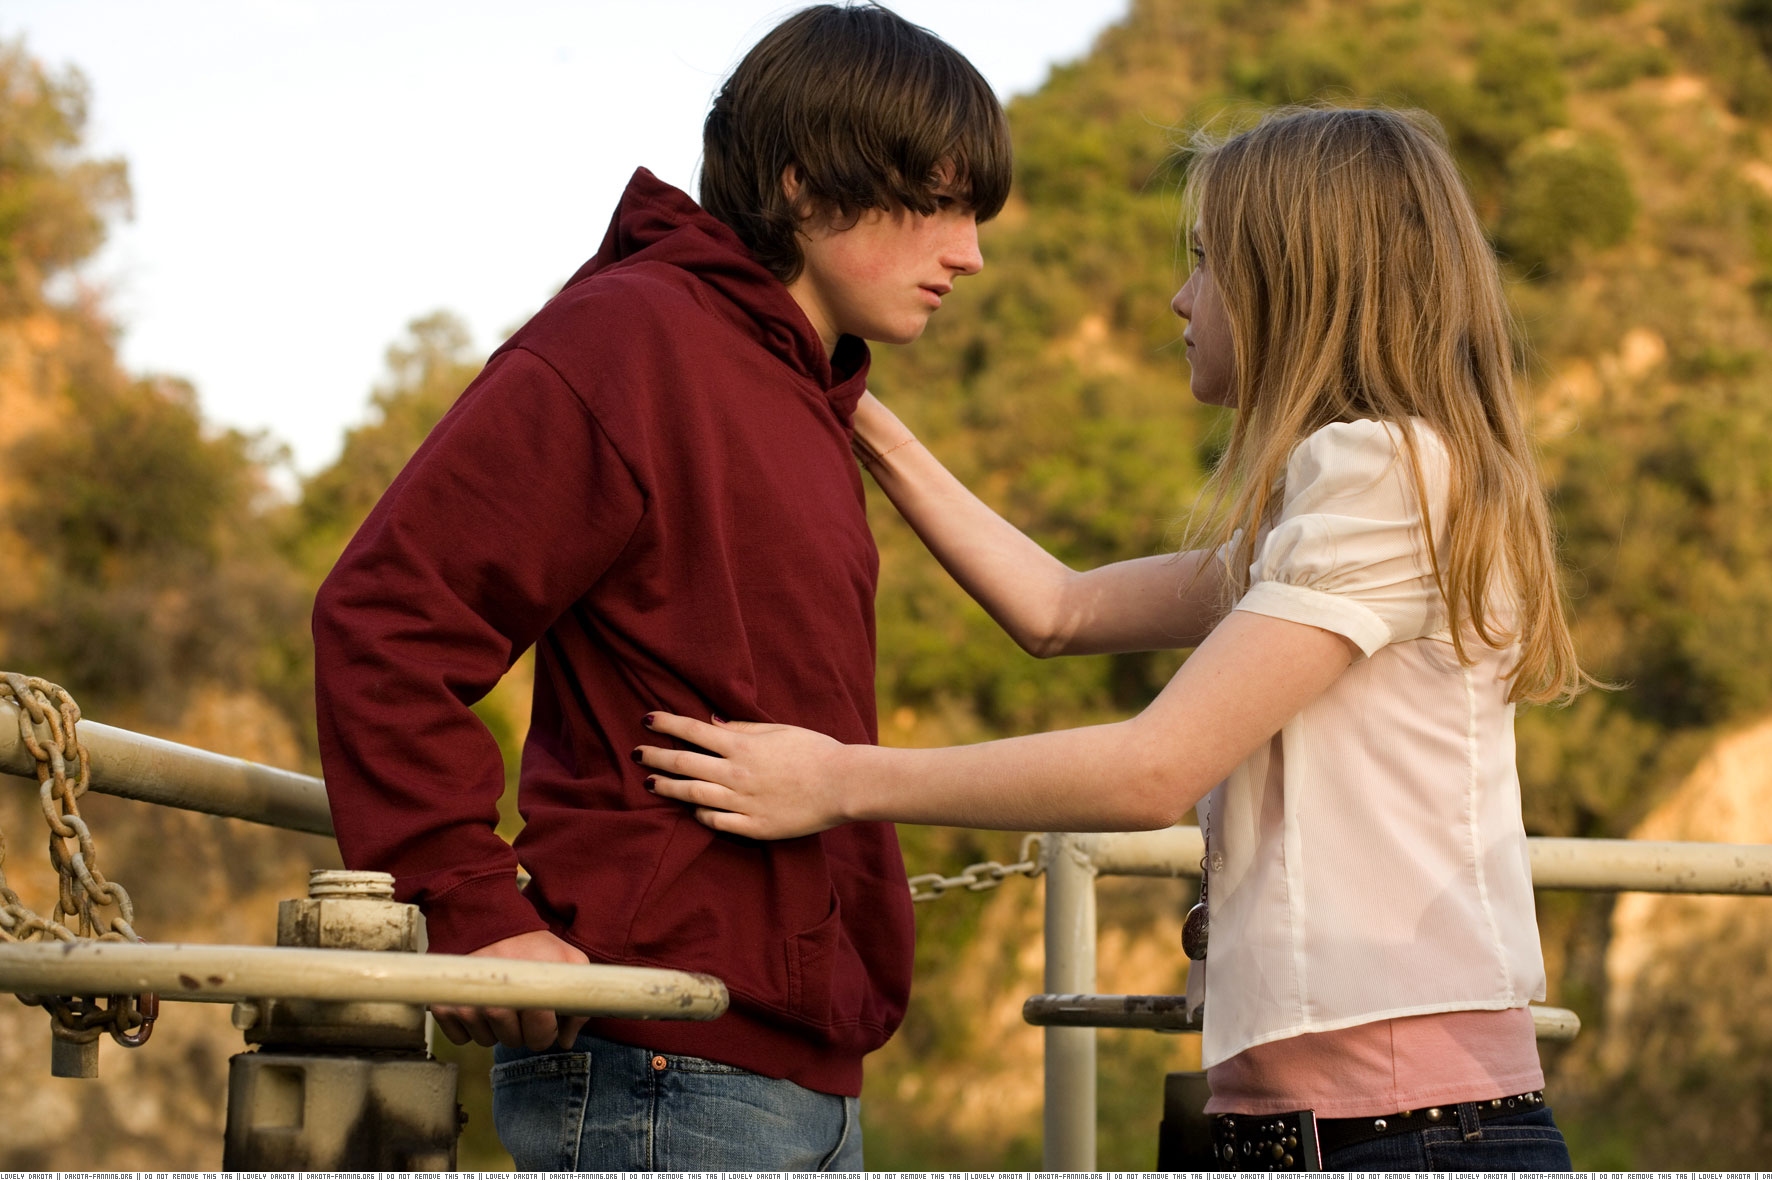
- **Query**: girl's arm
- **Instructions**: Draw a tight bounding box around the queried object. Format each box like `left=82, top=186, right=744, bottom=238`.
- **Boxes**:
left=855, top=393, right=1227, bottom=656
left=637, top=609, right=1357, bottom=838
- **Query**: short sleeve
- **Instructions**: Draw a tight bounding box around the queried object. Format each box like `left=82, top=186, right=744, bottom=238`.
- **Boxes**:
left=1233, top=419, right=1448, bottom=656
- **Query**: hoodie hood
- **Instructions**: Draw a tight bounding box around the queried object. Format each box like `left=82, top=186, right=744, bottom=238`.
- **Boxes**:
left=563, top=168, right=865, bottom=398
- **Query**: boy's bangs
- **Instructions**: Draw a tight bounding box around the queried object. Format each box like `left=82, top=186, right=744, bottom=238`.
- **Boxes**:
left=938, top=74, right=1012, bottom=219
left=858, top=49, right=1011, bottom=220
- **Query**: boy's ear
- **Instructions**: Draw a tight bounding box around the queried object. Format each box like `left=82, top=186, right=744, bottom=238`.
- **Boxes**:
left=781, top=164, right=815, bottom=221
left=781, top=164, right=826, bottom=235
left=780, top=163, right=803, bottom=205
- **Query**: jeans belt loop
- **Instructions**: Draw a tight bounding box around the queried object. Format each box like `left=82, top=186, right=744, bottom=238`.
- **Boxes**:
left=1457, top=1100, right=1482, bottom=1141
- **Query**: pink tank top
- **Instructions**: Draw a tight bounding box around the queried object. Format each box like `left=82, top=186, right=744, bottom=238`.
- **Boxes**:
left=1204, top=1007, right=1545, bottom=1118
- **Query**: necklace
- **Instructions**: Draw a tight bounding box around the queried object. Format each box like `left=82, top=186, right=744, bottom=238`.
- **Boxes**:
left=1182, top=842, right=1209, bottom=961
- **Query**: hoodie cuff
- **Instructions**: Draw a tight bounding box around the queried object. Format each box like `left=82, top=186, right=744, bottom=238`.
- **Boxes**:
left=418, top=870, right=549, bottom=956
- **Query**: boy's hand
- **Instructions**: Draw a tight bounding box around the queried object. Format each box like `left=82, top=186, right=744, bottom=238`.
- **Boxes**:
left=431, top=929, right=592, bottom=1051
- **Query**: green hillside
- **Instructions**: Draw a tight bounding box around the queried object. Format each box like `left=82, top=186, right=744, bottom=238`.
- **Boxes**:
left=6, top=0, right=1772, bottom=1168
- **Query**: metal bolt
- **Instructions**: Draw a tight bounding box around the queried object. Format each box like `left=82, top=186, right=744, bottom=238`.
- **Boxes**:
left=1428, top=1108, right=1443, bottom=1121
left=307, top=870, right=396, bottom=900
left=1374, top=1118, right=1388, bottom=1131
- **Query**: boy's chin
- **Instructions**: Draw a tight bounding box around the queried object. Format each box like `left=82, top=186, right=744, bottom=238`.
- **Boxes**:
left=865, top=325, right=929, bottom=347
left=853, top=314, right=933, bottom=348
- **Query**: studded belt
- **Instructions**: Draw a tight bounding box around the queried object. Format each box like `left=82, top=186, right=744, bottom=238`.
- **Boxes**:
left=1209, top=1090, right=1547, bottom=1171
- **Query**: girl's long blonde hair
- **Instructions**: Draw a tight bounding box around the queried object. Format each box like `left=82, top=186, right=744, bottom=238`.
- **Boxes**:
left=1186, top=106, right=1585, bottom=704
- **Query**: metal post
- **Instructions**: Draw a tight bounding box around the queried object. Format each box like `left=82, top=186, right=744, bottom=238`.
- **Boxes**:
left=1042, top=832, right=1097, bottom=1171
left=224, top=870, right=459, bottom=1172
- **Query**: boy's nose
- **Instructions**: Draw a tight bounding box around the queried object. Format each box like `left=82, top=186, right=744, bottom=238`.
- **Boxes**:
left=947, top=218, right=984, bottom=276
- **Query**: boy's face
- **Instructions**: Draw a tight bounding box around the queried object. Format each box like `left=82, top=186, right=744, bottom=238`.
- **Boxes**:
left=786, top=192, right=983, bottom=354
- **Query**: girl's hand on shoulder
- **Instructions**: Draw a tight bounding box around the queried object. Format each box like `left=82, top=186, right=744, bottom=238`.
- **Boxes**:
left=634, top=713, right=850, bottom=840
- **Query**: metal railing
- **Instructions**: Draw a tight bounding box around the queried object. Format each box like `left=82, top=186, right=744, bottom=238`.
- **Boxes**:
left=1035, top=827, right=1772, bottom=1170
left=0, top=699, right=333, bottom=836
left=9, top=701, right=1772, bottom=1169
left=0, top=698, right=725, bottom=1044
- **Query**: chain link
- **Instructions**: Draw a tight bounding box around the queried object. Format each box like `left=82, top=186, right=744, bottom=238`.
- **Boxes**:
left=908, top=833, right=1045, bottom=902
left=0, top=673, right=156, bottom=1047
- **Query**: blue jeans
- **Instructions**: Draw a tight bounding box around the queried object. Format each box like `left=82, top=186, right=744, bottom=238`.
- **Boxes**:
left=1325, top=1106, right=1572, bottom=1171
left=491, top=1032, right=862, bottom=1172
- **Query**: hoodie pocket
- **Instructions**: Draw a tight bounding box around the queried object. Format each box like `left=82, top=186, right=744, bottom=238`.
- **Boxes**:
left=622, top=817, right=863, bottom=1032
left=785, top=889, right=843, bottom=1026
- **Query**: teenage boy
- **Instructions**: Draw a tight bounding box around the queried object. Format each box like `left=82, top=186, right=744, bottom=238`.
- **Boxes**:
left=312, top=3, right=1010, bottom=1172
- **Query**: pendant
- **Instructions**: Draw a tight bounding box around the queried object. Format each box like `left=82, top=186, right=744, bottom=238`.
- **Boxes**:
left=1182, top=900, right=1209, bottom=960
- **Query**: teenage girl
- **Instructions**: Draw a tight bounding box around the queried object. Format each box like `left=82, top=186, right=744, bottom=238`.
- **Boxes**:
left=637, top=107, right=1583, bottom=1171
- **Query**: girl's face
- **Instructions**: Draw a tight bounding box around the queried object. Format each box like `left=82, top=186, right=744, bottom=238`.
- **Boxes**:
left=1172, top=222, right=1235, bottom=407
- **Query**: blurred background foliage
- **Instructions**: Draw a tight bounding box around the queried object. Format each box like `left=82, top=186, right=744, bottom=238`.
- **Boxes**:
left=6, top=0, right=1772, bottom=1168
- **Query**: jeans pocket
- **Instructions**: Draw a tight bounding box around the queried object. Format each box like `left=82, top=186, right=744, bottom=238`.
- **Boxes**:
left=655, top=1050, right=752, bottom=1076
left=1421, top=1113, right=1574, bottom=1171
left=491, top=1049, right=593, bottom=1171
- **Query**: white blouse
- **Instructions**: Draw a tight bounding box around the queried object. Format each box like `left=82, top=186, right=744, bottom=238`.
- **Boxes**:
left=1192, top=418, right=1546, bottom=1069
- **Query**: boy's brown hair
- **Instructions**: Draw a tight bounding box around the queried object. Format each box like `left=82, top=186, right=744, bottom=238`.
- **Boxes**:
left=701, top=2, right=1012, bottom=283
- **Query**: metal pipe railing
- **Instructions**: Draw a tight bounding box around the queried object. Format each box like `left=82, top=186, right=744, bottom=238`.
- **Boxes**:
left=0, top=941, right=727, bottom=1019
left=0, top=699, right=333, bottom=836
left=9, top=710, right=1766, bottom=1167
left=1072, top=826, right=1772, bottom=894
left=1022, top=993, right=1582, bottom=1041
left=1037, top=824, right=1772, bottom=1170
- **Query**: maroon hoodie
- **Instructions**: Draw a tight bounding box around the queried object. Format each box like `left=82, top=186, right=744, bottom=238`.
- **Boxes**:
left=313, top=169, right=913, bottom=1095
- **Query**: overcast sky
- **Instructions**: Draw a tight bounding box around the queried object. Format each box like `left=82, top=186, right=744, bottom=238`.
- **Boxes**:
left=6, top=0, right=1132, bottom=481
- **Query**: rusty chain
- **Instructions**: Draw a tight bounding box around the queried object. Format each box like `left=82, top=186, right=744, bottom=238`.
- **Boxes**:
left=0, top=673, right=156, bottom=1047
left=908, top=833, right=1045, bottom=902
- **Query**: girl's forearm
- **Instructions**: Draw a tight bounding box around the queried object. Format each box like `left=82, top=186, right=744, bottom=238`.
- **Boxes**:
left=856, top=395, right=1224, bottom=655
left=826, top=611, right=1355, bottom=833
left=863, top=433, right=1080, bottom=656
left=833, top=719, right=1197, bottom=833
left=636, top=610, right=1357, bottom=842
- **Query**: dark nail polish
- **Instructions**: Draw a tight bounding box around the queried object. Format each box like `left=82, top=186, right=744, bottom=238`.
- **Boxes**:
left=643, top=713, right=657, bottom=727
left=644, top=777, right=657, bottom=793
left=630, top=748, right=644, bottom=763
left=711, top=713, right=726, bottom=724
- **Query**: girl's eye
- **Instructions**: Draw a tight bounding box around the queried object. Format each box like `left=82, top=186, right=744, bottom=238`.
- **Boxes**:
left=1190, top=246, right=1207, bottom=268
